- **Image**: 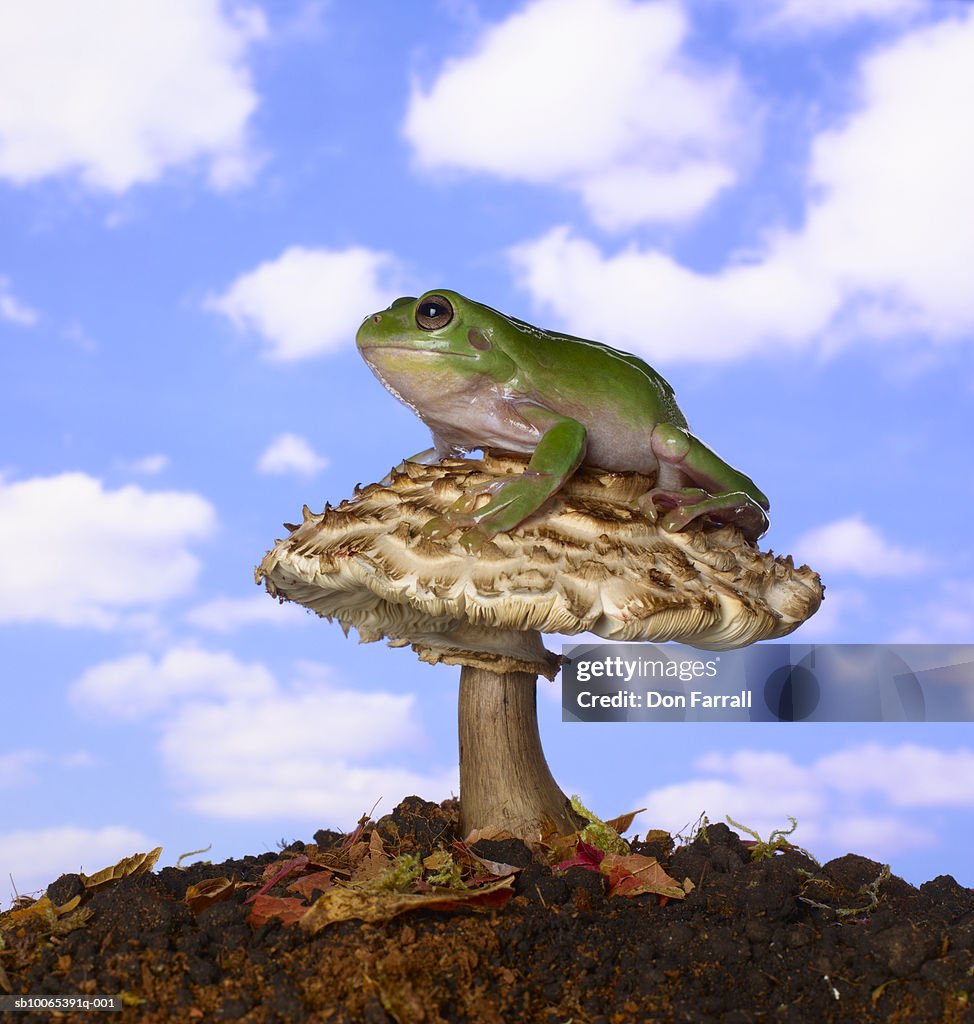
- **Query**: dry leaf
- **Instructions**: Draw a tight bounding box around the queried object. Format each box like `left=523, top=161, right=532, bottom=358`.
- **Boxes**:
left=451, top=840, right=521, bottom=879
left=52, top=908, right=94, bottom=936
left=287, top=870, right=334, bottom=901
left=422, top=850, right=453, bottom=872
left=300, top=876, right=516, bottom=935
left=2, top=897, right=58, bottom=931
left=600, top=853, right=686, bottom=900
left=185, top=876, right=237, bottom=915
left=79, top=847, right=162, bottom=893
left=304, top=844, right=352, bottom=876
left=351, top=830, right=391, bottom=882
left=643, top=829, right=672, bottom=843
left=544, top=830, right=582, bottom=867
left=604, top=809, right=647, bottom=835
left=0, top=897, right=92, bottom=937
left=246, top=894, right=308, bottom=928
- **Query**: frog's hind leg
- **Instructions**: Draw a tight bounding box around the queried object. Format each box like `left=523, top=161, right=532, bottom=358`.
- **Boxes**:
left=639, top=423, right=770, bottom=543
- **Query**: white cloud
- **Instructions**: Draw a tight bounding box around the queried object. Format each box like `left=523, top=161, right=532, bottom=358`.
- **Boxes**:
left=800, top=14, right=974, bottom=340
left=746, top=0, right=924, bottom=32
left=70, top=649, right=456, bottom=824
left=0, top=472, right=216, bottom=627
left=159, top=658, right=456, bottom=823
left=185, top=594, right=310, bottom=632
left=509, top=225, right=839, bottom=362
left=257, top=433, right=329, bottom=477
left=1, top=825, right=156, bottom=903
left=404, top=0, right=749, bottom=230
left=817, top=743, right=974, bottom=807
left=695, top=749, right=814, bottom=789
left=793, top=516, right=930, bottom=577
left=0, top=750, right=45, bottom=788
left=71, top=646, right=277, bottom=720
left=641, top=774, right=824, bottom=841
left=0, top=0, right=265, bottom=192
left=122, top=454, right=171, bottom=476
left=511, top=13, right=974, bottom=359
left=636, top=742, right=954, bottom=863
left=832, top=814, right=936, bottom=852
left=0, top=277, right=38, bottom=326
left=166, top=737, right=455, bottom=824
left=208, top=246, right=401, bottom=361
left=893, top=581, right=974, bottom=643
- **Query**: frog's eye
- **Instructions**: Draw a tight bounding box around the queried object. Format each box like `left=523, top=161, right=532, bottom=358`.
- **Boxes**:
left=416, top=295, right=454, bottom=331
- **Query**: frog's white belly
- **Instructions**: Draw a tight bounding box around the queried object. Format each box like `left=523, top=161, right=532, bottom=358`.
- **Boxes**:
left=421, top=391, right=543, bottom=455
left=371, top=361, right=660, bottom=474
left=422, top=390, right=660, bottom=476
left=584, top=424, right=658, bottom=476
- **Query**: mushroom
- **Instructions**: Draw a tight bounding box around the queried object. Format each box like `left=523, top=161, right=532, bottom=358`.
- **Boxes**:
left=256, top=451, right=823, bottom=842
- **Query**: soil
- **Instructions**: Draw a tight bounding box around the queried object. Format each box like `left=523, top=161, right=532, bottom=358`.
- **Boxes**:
left=2, top=795, right=973, bottom=1023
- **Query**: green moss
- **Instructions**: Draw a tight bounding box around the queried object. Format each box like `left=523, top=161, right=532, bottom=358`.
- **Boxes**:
left=570, top=795, right=630, bottom=855
left=374, top=854, right=423, bottom=892
left=725, top=815, right=818, bottom=864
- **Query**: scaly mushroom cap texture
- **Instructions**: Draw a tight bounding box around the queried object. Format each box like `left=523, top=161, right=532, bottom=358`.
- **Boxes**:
left=255, top=453, right=823, bottom=678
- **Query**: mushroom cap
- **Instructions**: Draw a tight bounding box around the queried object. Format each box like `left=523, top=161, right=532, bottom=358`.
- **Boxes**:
left=256, top=452, right=823, bottom=678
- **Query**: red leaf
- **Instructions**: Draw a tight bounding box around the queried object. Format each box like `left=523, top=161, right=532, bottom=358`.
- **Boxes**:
left=247, top=894, right=308, bottom=927
left=600, top=853, right=686, bottom=900
left=555, top=840, right=605, bottom=872
left=287, top=870, right=334, bottom=901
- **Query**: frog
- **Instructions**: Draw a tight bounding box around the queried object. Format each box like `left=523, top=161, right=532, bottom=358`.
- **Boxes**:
left=356, top=289, right=770, bottom=549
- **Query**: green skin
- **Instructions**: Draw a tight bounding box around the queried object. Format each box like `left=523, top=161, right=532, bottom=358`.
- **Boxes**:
left=356, top=290, right=770, bottom=549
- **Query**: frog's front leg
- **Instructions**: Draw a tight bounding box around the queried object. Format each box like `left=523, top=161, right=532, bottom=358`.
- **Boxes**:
left=425, top=406, right=587, bottom=549
left=641, top=423, right=770, bottom=543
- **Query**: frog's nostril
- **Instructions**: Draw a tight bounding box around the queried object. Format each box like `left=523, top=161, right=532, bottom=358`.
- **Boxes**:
left=372, top=314, right=382, bottom=324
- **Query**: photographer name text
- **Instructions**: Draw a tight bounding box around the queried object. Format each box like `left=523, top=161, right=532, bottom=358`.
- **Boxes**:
left=576, top=689, right=752, bottom=710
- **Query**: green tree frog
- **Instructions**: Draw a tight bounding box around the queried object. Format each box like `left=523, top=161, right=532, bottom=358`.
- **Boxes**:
left=356, top=290, right=770, bottom=548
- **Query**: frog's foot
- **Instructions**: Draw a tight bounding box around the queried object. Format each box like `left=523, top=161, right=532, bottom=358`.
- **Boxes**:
left=638, top=486, right=708, bottom=522
left=421, top=486, right=502, bottom=539
left=639, top=487, right=769, bottom=544
left=422, top=516, right=492, bottom=552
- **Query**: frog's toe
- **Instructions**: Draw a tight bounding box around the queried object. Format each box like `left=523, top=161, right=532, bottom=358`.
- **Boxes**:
left=658, top=506, right=700, bottom=533
left=458, top=526, right=491, bottom=553
left=635, top=496, right=658, bottom=524
left=421, top=515, right=461, bottom=539
left=448, top=491, right=484, bottom=516
left=659, top=496, right=769, bottom=544
left=638, top=487, right=706, bottom=523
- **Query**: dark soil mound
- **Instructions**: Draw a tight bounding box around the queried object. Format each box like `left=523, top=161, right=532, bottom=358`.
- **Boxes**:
left=3, top=796, right=972, bottom=1023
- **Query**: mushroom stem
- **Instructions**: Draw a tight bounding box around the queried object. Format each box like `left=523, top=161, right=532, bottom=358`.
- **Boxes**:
left=458, top=662, right=583, bottom=841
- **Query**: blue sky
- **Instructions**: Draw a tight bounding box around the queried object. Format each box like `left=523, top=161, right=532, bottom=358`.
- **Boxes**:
left=2, top=0, right=974, bottom=899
